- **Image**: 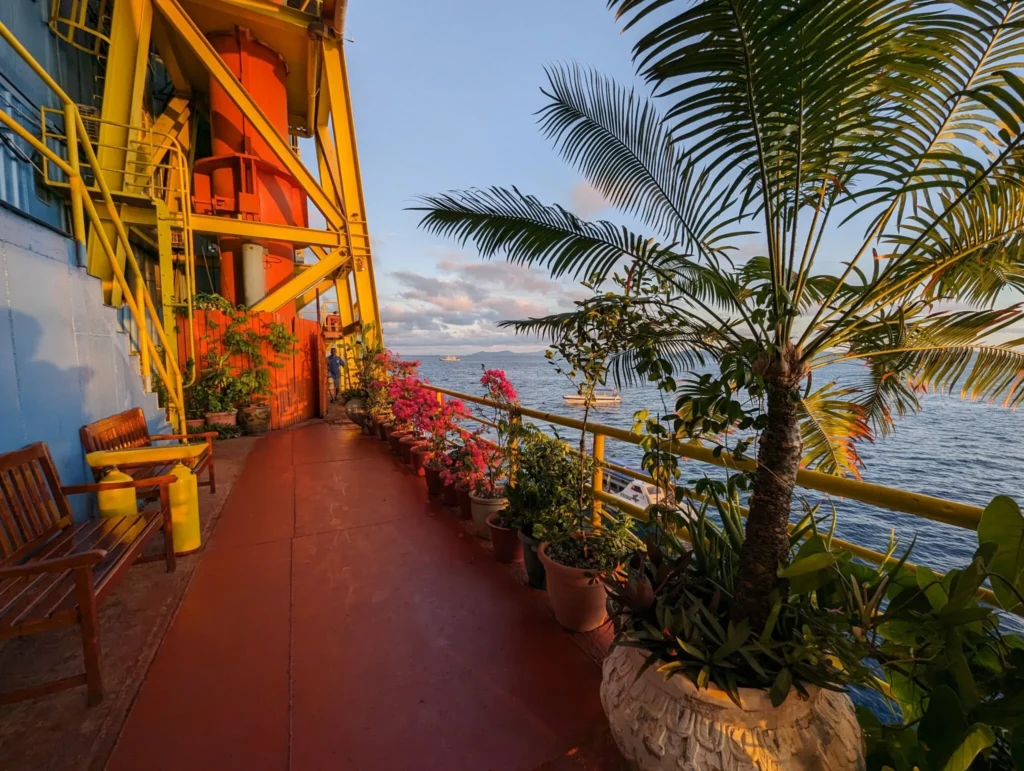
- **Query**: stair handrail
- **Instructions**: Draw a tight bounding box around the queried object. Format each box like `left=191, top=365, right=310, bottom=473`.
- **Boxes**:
left=0, top=20, right=187, bottom=432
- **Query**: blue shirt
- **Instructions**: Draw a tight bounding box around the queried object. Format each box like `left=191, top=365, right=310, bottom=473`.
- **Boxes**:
left=327, top=354, right=343, bottom=379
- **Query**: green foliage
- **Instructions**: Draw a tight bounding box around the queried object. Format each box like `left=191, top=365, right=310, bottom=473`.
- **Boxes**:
left=184, top=294, right=299, bottom=414
left=503, top=425, right=587, bottom=538
left=415, top=0, right=1024, bottom=615
left=339, top=387, right=368, bottom=403
left=606, top=497, right=872, bottom=709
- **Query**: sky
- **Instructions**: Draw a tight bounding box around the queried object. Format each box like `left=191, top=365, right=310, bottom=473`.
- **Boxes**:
left=300, top=0, right=1024, bottom=355
left=303, top=0, right=644, bottom=354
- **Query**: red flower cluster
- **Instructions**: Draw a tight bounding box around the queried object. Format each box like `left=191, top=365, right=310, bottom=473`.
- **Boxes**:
left=422, top=397, right=468, bottom=459
left=440, top=434, right=501, bottom=493
left=389, top=376, right=433, bottom=430
left=480, top=369, right=518, bottom=404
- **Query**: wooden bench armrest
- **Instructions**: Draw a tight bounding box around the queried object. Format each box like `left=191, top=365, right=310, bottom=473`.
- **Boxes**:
left=0, top=549, right=107, bottom=580
left=62, top=475, right=178, bottom=496
left=150, top=433, right=217, bottom=441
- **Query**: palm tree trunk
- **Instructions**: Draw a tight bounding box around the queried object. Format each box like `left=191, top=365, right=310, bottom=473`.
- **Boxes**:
left=733, top=377, right=802, bottom=625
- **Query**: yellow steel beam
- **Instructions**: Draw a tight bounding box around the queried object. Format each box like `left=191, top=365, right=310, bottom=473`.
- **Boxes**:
left=87, top=0, right=154, bottom=305
left=119, top=207, right=344, bottom=248
left=192, top=215, right=344, bottom=248
left=319, top=38, right=382, bottom=347
left=151, top=18, right=190, bottom=94
left=249, top=247, right=351, bottom=313
left=296, top=278, right=336, bottom=311
left=186, top=0, right=312, bottom=31
left=146, top=95, right=191, bottom=175
left=151, top=0, right=344, bottom=230
left=154, top=200, right=180, bottom=364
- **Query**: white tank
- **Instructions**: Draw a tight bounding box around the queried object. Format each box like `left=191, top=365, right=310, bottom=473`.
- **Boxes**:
left=241, top=243, right=266, bottom=307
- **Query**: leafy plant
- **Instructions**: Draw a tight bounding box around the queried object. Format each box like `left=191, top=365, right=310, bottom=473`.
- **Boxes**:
left=184, top=294, right=299, bottom=413
left=503, top=425, right=585, bottom=539
left=605, top=482, right=873, bottom=709
left=853, top=495, right=1024, bottom=771
left=541, top=285, right=638, bottom=570
left=476, top=368, right=520, bottom=498
left=414, top=0, right=1024, bottom=622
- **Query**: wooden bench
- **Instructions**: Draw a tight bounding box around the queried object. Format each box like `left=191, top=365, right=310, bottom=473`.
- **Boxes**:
left=81, top=408, right=216, bottom=494
left=0, top=443, right=176, bottom=705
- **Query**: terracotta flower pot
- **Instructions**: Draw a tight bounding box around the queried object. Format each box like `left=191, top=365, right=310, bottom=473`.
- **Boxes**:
left=469, top=490, right=506, bottom=540
left=411, top=445, right=430, bottom=476
left=601, top=646, right=864, bottom=771
left=441, top=479, right=458, bottom=507
left=454, top=482, right=472, bottom=520
left=519, top=527, right=546, bottom=589
left=399, top=434, right=420, bottom=464
left=376, top=421, right=389, bottom=441
left=487, top=514, right=523, bottom=563
left=205, top=411, right=237, bottom=427
left=424, top=465, right=443, bottom=496
left=185, top=418, right=205, bottom=432
left=538, top=542, right=610, bottom=632
left=389, top=430, right=410, bottom=455
left=239, top=404, right=271, bottom=436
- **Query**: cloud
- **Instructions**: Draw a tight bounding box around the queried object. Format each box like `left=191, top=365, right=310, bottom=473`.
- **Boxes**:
left=568, top=182, right=610, bottom=218
left=380, top=250, right=582, bottom=353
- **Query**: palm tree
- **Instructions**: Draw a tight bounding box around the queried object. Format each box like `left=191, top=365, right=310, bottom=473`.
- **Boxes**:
left=415, top=0, right=1024, bottom=621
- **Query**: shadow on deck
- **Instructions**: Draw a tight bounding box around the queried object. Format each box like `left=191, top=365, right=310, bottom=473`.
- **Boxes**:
left=1, top=419, right=626, bottom=770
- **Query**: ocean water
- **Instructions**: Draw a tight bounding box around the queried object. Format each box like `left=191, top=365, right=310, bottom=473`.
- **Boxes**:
left=417, top=352, right=1024, bottom=577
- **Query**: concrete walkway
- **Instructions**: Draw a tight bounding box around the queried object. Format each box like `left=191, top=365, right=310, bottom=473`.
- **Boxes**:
left=107, top=422, right=620, bottom=771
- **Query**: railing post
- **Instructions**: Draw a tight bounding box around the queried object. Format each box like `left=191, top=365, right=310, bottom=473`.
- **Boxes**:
left=135, top=269, right=151, bottom=392
left=591, top=432, right=605, bottom=527
left=63, top=104, right=87, bottom=266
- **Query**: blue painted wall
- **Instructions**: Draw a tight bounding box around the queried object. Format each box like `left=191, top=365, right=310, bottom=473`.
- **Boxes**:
left=0, top=206, right=168, bottom=517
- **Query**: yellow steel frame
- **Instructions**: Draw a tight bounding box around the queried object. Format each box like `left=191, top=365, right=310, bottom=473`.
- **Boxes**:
left=9, top=0, right=379, bottom=429
left=87, top=0, right=154, bottom=306
left=0, top=19, right=187, bottom=433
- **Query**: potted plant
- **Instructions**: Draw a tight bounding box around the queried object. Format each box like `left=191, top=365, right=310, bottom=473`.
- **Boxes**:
left=440, top=444, right=482, bottom=520
left=485, top=510, right=522, bottom=563
left=389, top=373, right=431, bottom=465
left=602, top=491, right=869, bottom=771
left=535, top=304, right=634, bottom=631
left=468, top=369, right=518, bottom=538
left=502, top=426, right=580, bottom=589
left=420, top=395, right=467, bottom=496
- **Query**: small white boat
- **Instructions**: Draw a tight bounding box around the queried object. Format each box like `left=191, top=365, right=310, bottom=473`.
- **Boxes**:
left=440, top=355, right=460, bottom=362
left=603, top=468, right=664, bottom=509
left=563, top=387, right=621, bottom=406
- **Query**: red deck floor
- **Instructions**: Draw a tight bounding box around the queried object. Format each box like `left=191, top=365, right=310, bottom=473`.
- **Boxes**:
left=106, top=422, right=620, bottom=771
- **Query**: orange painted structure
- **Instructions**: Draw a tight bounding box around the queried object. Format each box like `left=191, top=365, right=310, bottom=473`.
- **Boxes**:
left=192, top=26, right=307, bottom=316
left=178, top=310, right=323, bottom=430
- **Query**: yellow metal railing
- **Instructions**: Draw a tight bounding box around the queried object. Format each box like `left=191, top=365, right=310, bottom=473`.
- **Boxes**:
left=40, top=107, right=199, bottom=381
left=0, top=20, right=187, bottom=433
left=49, top=0, right=111, bottom=57
left=424, top=384, right=1003, bottom=609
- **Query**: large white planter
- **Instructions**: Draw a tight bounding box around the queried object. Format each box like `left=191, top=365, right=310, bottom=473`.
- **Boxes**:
left=469, top=492, right=506, bottom=540
left=600, top=646, right=864, bottom=771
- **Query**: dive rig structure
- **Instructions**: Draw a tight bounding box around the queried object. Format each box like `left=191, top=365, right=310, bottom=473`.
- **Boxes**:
left=0, top=0, right=379, bottom=431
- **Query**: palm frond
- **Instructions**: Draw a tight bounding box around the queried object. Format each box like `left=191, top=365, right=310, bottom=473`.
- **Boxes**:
left=831, top=307, right=1024, bottom=407
left=798, top=382, right=870, bottom=479
left=538, top=63, right=741, bottom=260
left=854, top=1, right=1024, bottom=226
left=413, top=186, right=659, bottom=281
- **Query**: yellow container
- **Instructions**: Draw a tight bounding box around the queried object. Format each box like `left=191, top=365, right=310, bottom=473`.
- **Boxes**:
left=97, top=469, right=137, bottom=518
left=168, top=463, right=201, bottom=555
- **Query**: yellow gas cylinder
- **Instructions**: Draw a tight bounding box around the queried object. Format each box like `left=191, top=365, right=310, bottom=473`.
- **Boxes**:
left=97, top=469, right=137, bottom=518
left=168, top=462, right=201, bottom=555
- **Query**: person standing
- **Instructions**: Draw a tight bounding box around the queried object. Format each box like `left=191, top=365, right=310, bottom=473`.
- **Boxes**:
left=326, top=347, right=344, bottom=403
